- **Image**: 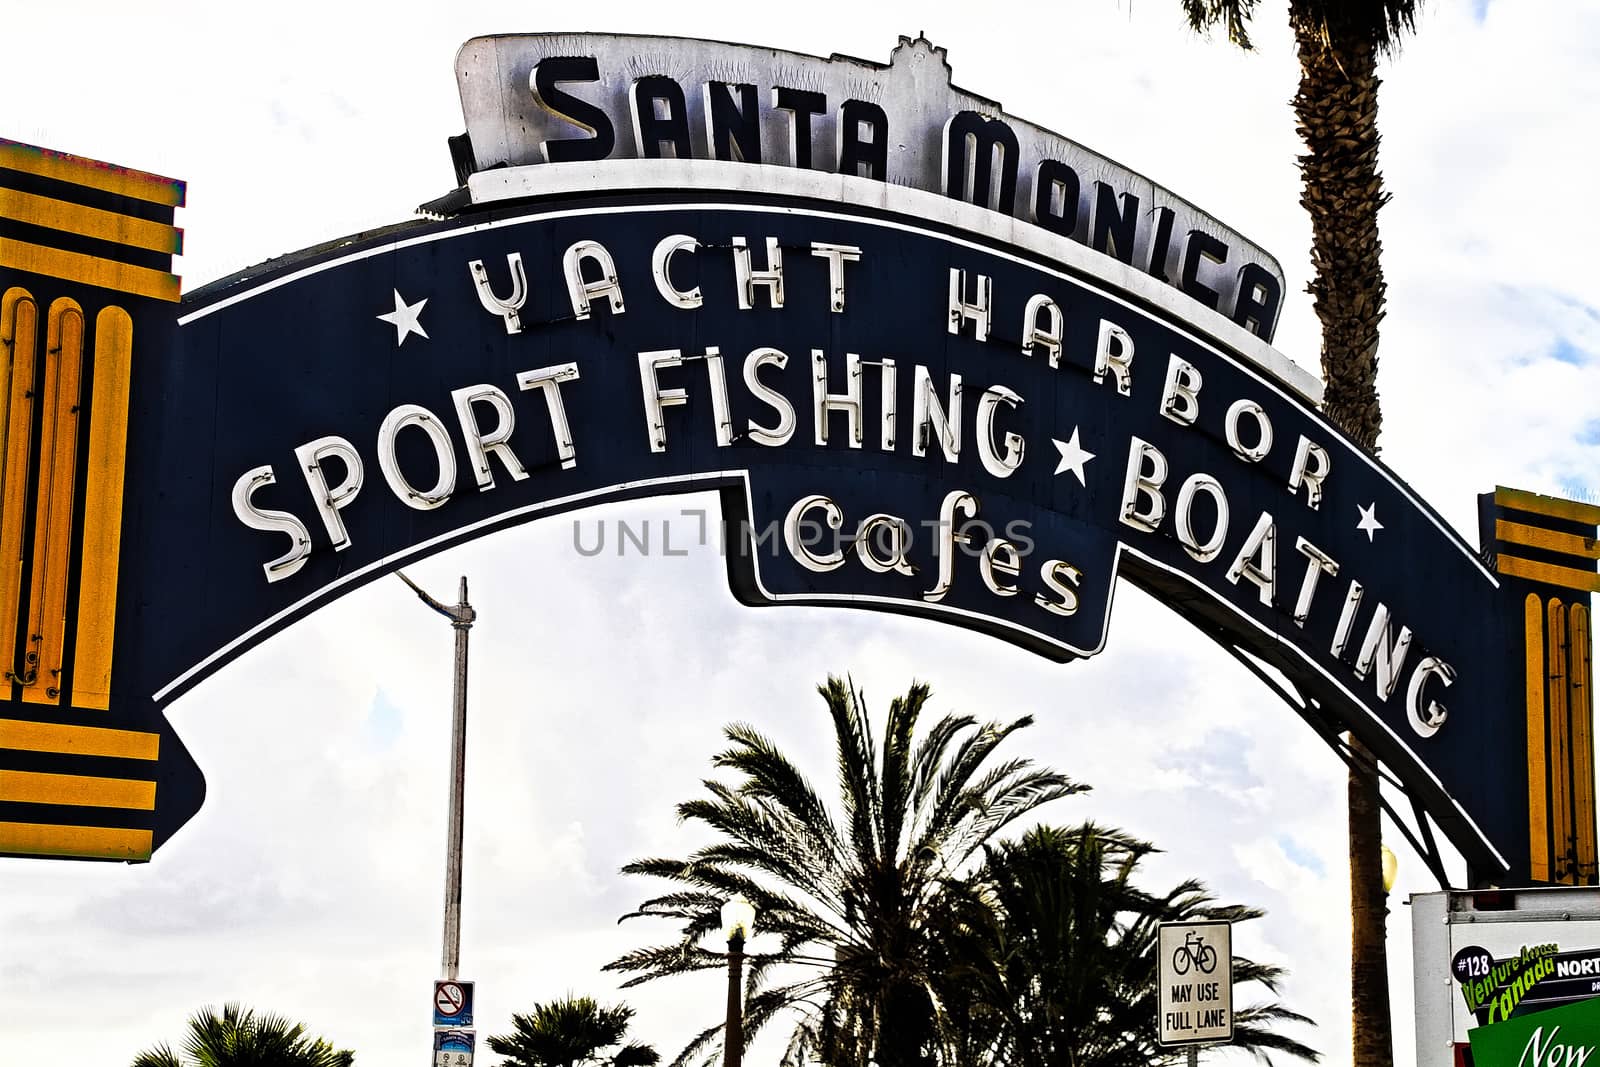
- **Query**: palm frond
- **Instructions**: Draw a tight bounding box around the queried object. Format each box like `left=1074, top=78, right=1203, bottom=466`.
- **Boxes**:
left=821, top=676, right=884, bottom=867
left=1180, top=0, right=1263, bottom=49
left=130, top=1046, right=183, bottom=1067
left=878, top=681, right=929, bottom=865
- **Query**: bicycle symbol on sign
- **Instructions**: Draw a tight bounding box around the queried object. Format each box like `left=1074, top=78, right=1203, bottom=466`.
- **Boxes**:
left=1172, top=930, right=1218, bottom=975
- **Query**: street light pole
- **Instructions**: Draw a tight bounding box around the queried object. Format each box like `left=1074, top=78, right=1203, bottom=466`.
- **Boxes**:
left=721, top=896, right=755, bottom=1067
left=397, top=570, right=475, bottom=982
left=724, top=931, right=744, bottom=1067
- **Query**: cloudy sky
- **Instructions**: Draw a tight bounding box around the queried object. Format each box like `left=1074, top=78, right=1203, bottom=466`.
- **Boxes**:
left=3, top=0, right=1598, bottom=1065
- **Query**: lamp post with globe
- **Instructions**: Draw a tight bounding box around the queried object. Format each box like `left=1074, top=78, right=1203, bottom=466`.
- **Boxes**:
left=721, top=895, right=756, bottom=1067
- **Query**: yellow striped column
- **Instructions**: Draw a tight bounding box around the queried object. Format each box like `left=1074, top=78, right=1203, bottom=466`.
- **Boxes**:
left=1491, top=487, right=1600, bottom=884
left=0, top=140, right=182, bottom=861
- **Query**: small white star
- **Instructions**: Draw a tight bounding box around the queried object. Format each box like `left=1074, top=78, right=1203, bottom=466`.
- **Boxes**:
left=1052, top=428, right=1095, bottom=486
left=1357, top=502, right=1384, bottom=542
left=377, top=289, right=429, bottom=346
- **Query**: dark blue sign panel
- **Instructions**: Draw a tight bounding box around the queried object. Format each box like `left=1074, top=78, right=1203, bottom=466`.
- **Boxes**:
left=0, top=184, right=1541, bottom=875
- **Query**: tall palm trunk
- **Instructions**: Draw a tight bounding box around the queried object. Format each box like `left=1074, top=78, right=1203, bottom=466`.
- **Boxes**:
left=1290, top=12, right=1391, bottom=1067
left=1293, top=15, right=1387, bottom=445
left=1347, top=743, right=1391, bottom=1067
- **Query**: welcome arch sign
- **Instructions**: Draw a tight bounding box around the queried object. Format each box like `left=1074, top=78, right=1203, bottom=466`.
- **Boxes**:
left=0, top=35, right=1594, bottom=887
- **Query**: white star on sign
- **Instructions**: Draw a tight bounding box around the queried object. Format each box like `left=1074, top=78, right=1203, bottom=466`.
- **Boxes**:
left=377, top=289, right=429, bottom=346
left=1052, top=428, right=1095, bottom=486
left=1357, top=502, right=1384, bottom=542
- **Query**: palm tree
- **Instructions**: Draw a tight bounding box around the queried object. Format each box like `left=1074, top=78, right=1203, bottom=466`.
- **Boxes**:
left=130, top=1003, right=354, bottom=1067
left=1184, top=0, right=1417, bottom=441
left=1178, top=6, right=1422, bottom=1067
left=487, top=995, right=658, bottom=1067
left=937, top=824, right=1318, bottom=1067
left=606, top=676, right=1084, bottom=1067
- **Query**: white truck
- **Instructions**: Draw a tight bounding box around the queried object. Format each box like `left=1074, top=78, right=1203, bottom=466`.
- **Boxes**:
left=1413, top=887, right=1600, bottom=1067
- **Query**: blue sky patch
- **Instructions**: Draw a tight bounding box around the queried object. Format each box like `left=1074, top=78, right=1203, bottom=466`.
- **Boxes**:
left=1550, top=338, right=1590, bottom=366
left=1277, top=834, right=1326, bottom=876
left=366, top=688, right=404, bottom=749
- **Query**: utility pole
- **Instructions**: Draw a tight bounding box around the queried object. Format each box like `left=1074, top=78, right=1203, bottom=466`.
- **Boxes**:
left=397, top=570, right=475, bottom=981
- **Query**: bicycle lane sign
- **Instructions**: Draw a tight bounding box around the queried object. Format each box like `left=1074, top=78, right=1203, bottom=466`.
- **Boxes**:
left=1158, top=920, right=1233, bottom=1046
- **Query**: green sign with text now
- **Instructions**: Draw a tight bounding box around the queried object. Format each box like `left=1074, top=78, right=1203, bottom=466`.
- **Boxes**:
left=1470, top=996, right=1600, bottom=1067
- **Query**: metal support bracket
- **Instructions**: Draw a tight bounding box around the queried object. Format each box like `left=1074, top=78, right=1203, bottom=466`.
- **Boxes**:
left=1207, top=628, right=1456, bottom=889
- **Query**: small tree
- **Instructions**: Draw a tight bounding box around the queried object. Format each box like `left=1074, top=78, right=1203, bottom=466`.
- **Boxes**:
left=131, top=1003, right=353, bottom=1067
left=607, top=677, right=1083, bottom=1067
left=487, top=995, right=658, bottom=1067
left=939, top=824, right=1319, bottom=1067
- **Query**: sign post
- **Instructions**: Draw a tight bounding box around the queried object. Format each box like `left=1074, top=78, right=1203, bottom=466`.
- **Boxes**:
left=433, top=979, right=475, bottom=1029
left=433, top=1027, right=475, bottom=1067
left=395, top=571, right=476, bottom=983
left=1412, top=888, right=1600, bottom=1067
left=1158, top=920, right=1233, bottom=1050
left=433, top=979, right=475, bottom=1065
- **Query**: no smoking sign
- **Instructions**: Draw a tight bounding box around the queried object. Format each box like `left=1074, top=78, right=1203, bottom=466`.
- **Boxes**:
left=433, top=980, right=475, bottom=1028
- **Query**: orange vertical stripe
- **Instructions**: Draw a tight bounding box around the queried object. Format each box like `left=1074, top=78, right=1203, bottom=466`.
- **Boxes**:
left=0, top=288, right=36, bottom=698
left=72, top=307, right=132, bottom=710
left=1551, top=598, right=1574, bottom=883
left=21, top=299, right=81, bottom=705
left=1573, top=603, right=1596, bottom=883
left=1527, top=594, right=1551, bottom=882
